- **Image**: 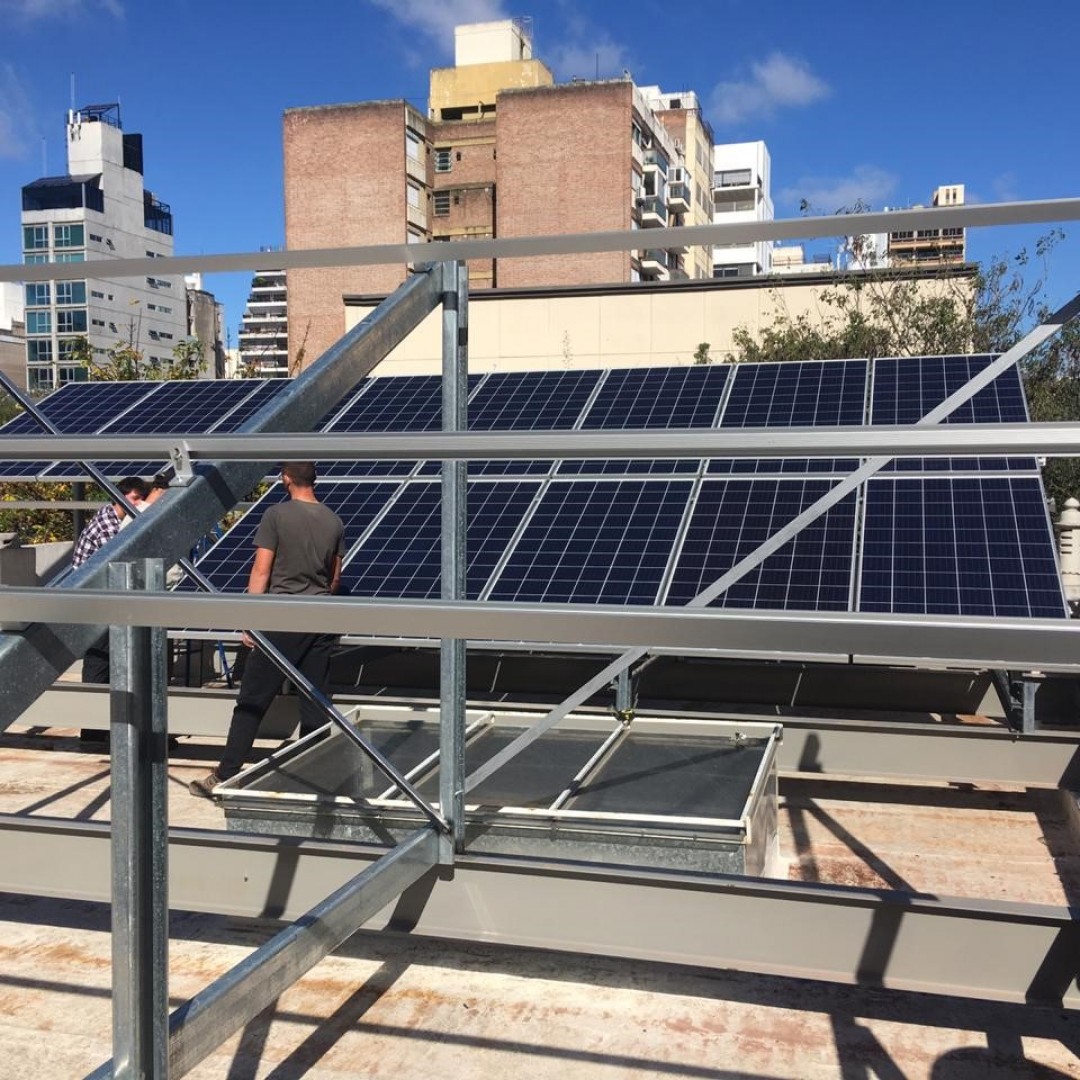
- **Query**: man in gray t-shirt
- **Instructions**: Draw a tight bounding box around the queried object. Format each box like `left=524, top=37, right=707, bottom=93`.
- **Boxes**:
left=191, top=462, right=344, bottom=798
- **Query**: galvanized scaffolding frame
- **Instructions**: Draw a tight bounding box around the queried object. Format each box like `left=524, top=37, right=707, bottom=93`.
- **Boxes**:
left=1, top=201, right=1079, bottom=1074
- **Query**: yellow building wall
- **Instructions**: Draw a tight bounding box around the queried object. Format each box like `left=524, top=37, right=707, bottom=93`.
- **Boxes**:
left=346, top=275, right=974, bottom=374
left=430, top=59, right=553, bottom=114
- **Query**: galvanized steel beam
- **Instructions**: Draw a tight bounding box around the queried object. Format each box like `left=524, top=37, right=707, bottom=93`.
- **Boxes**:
left=9, top=421, right=1080, bottom=462
left=2, top=588, right=1080, bottom=670
left=5, top=197, right=1080, bottom=284
left=2, top=816, right=1075, bottom=1009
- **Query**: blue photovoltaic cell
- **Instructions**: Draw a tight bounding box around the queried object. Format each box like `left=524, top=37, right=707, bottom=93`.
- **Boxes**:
left=340, top=480, right=541, bottom=599
left=720, top=360, right=867, bottom=427
left=487, top=479, right=692, bottom=605
left=209, top=379, right=290, bottom=432
left=179, top=482, right=400, bottom=593
left=710, top=359, right=867, bottom=477
left=870, top=354, right=1035, bottom=473
left=857, top=477, right=1067, bottom=617
left=468, top=369, right=602, bottom=477
left=560, top=365, right=730, bottom=477
left=318, top=375, right=482, bottom=478
left=0, top=381, right=159, bottom=479
left=665, top=479, right=858, bottom=611
left=69, top=379, right=281, bottom=480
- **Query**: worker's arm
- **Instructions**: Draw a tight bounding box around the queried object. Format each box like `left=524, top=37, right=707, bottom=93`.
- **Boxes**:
left=241, top=546, right=275, bottom=647
left=329, top=553, right=342, bottom=596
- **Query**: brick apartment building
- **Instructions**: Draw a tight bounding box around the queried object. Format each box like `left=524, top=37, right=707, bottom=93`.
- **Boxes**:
left=283, top=19, right=716, bottom=367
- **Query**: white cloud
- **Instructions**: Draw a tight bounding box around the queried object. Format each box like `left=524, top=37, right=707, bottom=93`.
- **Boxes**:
left=0, top=0, right=122, bottom=19
left=367, top=0, right=509, bottom=53
left=710, top=53, right=829, bottom=127
left=778, top=165, right=899, bottom=215
left=0, top=65, right=35, bottom=160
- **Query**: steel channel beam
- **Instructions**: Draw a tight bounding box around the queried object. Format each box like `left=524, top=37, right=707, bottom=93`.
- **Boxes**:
left=9, top=421, right=1080, bottom=462
left=0, top=816, right=1075, bottom=1009
left=440, top=260, right=468, bottom=856
left=0, top=267, right=443, bottom=731
left=3, top=588, right=1080, bottom=670
left=5, top=197, right=1080, bottom=284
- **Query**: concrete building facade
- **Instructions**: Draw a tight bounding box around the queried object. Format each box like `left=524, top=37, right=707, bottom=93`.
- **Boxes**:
left=20, top=103, right=186, bottom=389
left=282, top=20, right=716, bottom=367
left=712, top=141, right=774, bottom=278
left=0, top=282, right=25, bottom=390
left=344, top=267, right=977, bottom=375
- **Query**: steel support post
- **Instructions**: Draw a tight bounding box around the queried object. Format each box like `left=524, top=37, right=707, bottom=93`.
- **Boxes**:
left=109, top=559, right=169, bottom=1080
left=440, top=260, right=468, bottom=856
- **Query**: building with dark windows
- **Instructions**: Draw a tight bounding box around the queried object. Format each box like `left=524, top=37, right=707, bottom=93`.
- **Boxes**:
left=237, top=266, right=288, bottom=377
left=19, top=103, right=185, bottom=389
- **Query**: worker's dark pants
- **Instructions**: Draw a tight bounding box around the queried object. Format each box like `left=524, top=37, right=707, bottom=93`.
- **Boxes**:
left=82, top=634, right=110, bottom=684
left=218, top=631, right=337, bottom=780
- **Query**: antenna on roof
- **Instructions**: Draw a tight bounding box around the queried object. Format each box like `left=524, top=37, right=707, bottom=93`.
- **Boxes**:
left=70, top=72, right=75, bottom=111
left=40, top=136, right=46, bottom=175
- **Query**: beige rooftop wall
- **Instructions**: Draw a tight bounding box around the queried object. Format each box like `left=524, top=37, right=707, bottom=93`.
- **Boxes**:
left=345, top=272, right=974, bottom=374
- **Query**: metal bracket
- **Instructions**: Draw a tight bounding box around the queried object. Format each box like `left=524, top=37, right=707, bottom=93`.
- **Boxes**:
left=168, top=442, right=195, bottom=485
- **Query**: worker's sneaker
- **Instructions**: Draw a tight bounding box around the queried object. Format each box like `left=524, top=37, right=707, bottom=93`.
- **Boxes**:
left=189, top=771, right=224, bottom=799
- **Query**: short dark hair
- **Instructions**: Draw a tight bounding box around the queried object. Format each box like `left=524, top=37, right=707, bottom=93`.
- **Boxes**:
left=281, top=461, right=316, bottom=487
left=117, top=476, right=150, bottom=499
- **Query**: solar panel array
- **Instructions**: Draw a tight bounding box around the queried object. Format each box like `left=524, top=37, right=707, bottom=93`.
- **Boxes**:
left=0, top=355, right=1066, bottom=619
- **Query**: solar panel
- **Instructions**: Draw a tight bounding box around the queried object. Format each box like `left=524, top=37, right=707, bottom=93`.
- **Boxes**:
left=858, top=477, right=1067, bottom=617
left=202, top=379, right=290, bottom=432
left=870, top=354, right=1036, bottom=473
left=319, top=374, right=484, bottom=479
left=0, top=381, right=159, bottom=480
left=339, top=480, right=541, bottom=598
left=560, top=365, right=730, bottom=477
left=51, top=379, right=280, bottom=480
left=467, top=369, right=602, bottom=477
left=487, top=479, right=692, bottom=605
left=709, top=359, right=867, bottom=477
left=664, top=478, right=859, bottom=611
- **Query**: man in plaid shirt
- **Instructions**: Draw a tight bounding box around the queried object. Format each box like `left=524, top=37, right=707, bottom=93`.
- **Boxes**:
left=72, top=477, right=151, bottom=741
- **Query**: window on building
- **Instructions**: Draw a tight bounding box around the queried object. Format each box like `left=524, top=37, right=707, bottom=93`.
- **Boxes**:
left=406, top=129, right=422, bottom=162
left=91, top=290, right=105, bottom=299
left=55, top=252, right=84, bottom=263
left=23, top=225, right=49, bottom=250
left=433, top=191, right=451, bottom=216
left=91, top=318, right=105, bottom=327
left=28, top=367, right=55, bottom=391
left=27, top=339, right=52, bottom=363
left=88, top=232, right=103, bottom=243
left=26, top=311, right=51, bottom=334
left=407, top=184, right=421, bottom=208
left=25, top=282, right=50, bottom=306
left=57, top=309, right=87, bottom=333
left=24, top=253, right=48, bottom=265
left=53, top=223, right=85, bottom=248
left=56, top=280, right=86, bottom=305
left=58, top=366, right=88, bottom=384
left=435, top=148, right=452, bottom=173
left=57, top=338, right=83, bottom=361
left=716, top=169, right=752, bottom=188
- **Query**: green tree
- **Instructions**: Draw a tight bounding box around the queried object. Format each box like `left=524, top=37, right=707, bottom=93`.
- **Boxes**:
left=730, top=231, right=1078, bottom=504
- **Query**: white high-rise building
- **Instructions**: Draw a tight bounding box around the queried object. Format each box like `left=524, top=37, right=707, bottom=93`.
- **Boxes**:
left=20, top=103, right=185, bottom=389
left=712, top=141, right=773, bottom=278
left=238, top=268, right=288, bottom=376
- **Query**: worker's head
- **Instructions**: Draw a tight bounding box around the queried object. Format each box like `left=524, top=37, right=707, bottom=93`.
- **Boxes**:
left=280, top=462, right=317, bottom=491
left=115, top=476, right=150, bottom=508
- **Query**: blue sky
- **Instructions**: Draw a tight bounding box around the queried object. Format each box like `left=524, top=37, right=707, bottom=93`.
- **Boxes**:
left=1, top=0, right=1078, bottom=343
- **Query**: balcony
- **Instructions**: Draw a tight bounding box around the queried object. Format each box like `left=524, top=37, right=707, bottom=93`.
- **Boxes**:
left=638, top=249, right=670, bottom=278
left=667, top=182, right=690, bottom=212
left=643, top=148, right=670, bottom=173
left=637, top=197, right=667, bottom=227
